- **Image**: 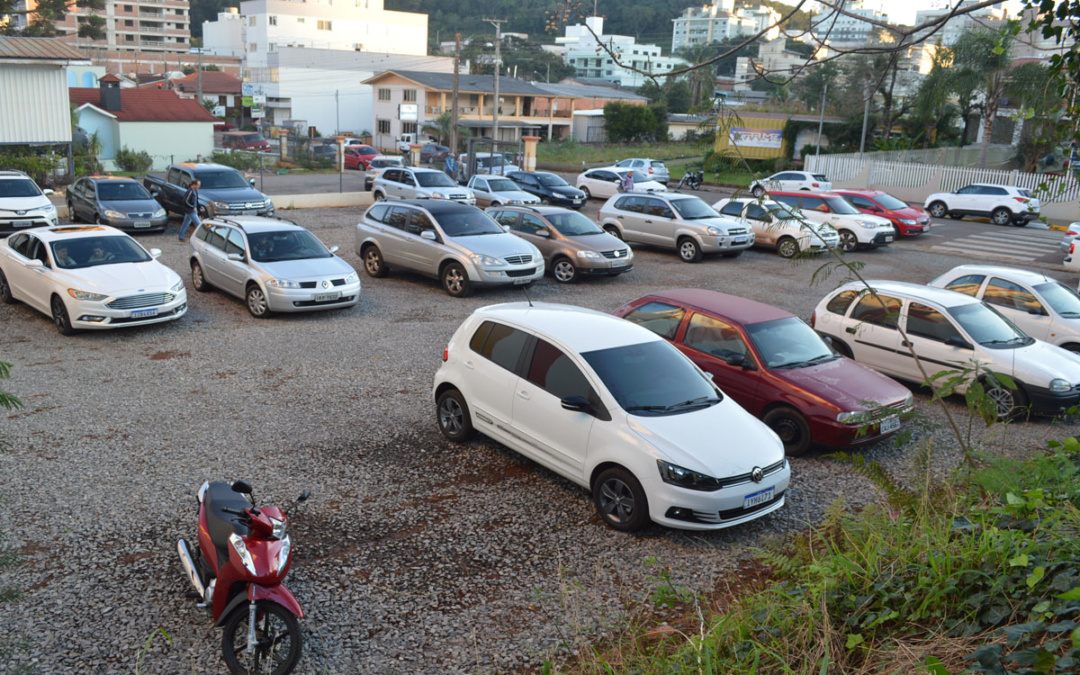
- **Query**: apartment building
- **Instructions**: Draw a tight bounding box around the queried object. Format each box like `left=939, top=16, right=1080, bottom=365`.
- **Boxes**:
left=913, top=1, right=1008, bottom=46
left=733, top=37, right=821, bottom=90
left=14, top=0, right=190, bottom=54
left=671, top=2, right=781, bottom=51
left=811, top=0, right=888, bottom=45
left=557, top=16, right=687, bottom=88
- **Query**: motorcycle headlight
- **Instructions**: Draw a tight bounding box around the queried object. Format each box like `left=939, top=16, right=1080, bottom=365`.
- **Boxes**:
left=1049, top=378, right=1072, bottom=393
left=277, top=535, right=291, bottom=575
left=103, top=209, right=125, bottom=220
left=267, top=278, right=301, bottom=289
left=576, top=250, right=600, bottom=259
left=153, top=208, right=167, bottom=218
left=67, top=288, right=108, bottom=301
left=344, top=272, right=358, bottom=284
left=269, top=516, right=287, bottom=540
left=469, top=253, right=504, bottom=268
left=656, top=459, right=722, bottom=492
left=228, top=533, right=257, bottom=575
left=170, top=279, right=185, bottom=293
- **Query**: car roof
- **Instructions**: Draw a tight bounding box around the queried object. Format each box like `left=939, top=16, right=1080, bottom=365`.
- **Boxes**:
left=473, top=302, right=663, bottom=354
left=377, top=199, right=477, bottom=215
left=175, top=163, right=237, bottom=172
left=838, top=280, right=981, bottom=308
left=937, top=264, right=1060, bottom=286
left=205, top=216, right=306, bottom=233
left=638, top=289, right=792, bottom=325
left=473, top=173, right=520, bottom=180
left=487, top=205, right=571, bottom=216
left=0, top=171, right=33, bottom=180
left=832, top=188, right=884, bottom=196
left=21, top=225, right=126, bottom=242
left=769, top=190, right=845, bottom=197
left=85, top=175, right=140, bottom=183
left=970, top=183, right=1015, bottom=189
left=405, top=167, right=445, bottom=173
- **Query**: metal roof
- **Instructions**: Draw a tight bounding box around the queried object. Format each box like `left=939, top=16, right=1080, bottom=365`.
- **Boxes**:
left=0, top=37, right=89, bottom=62
left=532, top=81, right=648, bottom=101
left=365, top=70, right=551, bottom=96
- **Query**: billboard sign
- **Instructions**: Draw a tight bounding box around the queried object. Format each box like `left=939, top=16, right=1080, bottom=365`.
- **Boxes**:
left=399, top=103, right=418, bottom=122
left=729, top=127, right=783, bottom=149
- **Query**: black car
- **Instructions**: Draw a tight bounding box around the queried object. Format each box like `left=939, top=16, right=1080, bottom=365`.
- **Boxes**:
left=419, top=144, right=451, bottom=164
left=505, top=171, right=587, bottom=210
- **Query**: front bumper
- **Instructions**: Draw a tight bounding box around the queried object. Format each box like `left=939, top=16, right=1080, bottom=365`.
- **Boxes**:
left=866, top=231, right=894, bottom=247
left=811, top=404, right=915, bottom=448
left=648, top=459, right=791, bottom=531
left=209, top=203, right=275, bottom=217
left=551, top=194, right=587, bottom=209
left=104, top=215, right=170, bottom=232
left=265, top=281, right=362, bottom=312
left=70, top=290, right=188, bottom=330
left=897, top=219, right=931, bottom=236
left=1, top=213, right=58, bottom=234
left=472, top=263, right=545, bottom=286
left=579, top=257, right=634, bottom=275
left=701, top=233, right=756, bottom=253
left=1025, top=384, right=1080, bottom=416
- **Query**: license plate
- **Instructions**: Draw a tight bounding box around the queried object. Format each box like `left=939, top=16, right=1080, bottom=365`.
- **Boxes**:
left=314, top=292, right=341, bottom=302
left=610, top=259, right=627, bottom=267
left=880, top=415, right=901, bottom=433
left=573, top=199, right=583, bottom=204
left=131, top=308, right=159, bottom=319
left=15, top=222, right=31, bottom=227
left=744, top=488, right=774, bottom=509
left=241, top=210, right=257, bottom=215
left=734, top=236, right=748, bottom=243
left=134, top=221, right=151, bottom=228
left=884, top=236, right=893, bottom=242
left=513, top=278, right=531, bottom=285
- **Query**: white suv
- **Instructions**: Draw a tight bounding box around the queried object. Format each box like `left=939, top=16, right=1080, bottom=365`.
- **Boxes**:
left=811, top=280, right=1080, bottom=419
left=433, top=302, right=790, bottom=532
left=750, top=171, right=832, bottom=197
left=771, top=192, right=894, bottom=252
left=924, top=183, right=1040, bottom=226
left=372, top=167, right=476, bottom=205
left=0, top=171, right=59, bottom=235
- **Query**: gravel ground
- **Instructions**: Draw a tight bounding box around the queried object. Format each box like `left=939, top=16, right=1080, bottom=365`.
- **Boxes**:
left=0, top=207, right=1076, bottom=674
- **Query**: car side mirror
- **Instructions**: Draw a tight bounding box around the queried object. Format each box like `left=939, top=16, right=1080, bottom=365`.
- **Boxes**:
left=328, top=245, right=339, bottom=254
left=420, top=230, right=437, bottom=241
left=43, top=188, right=54, bottom=196
left=724, top=353, right=757, bottom=370
left=227, top=252, right=245, bottom=262
left=26, top=259, right=43, bottom=269
left=248, top=178, right=256, bottom=186
left=536, top=228, right=551, bottom=238
left=560, top=395, right=597, bottom=416
left=149, top=248, right=162, bottom=259
left=946, top=336, right=974, bottom=350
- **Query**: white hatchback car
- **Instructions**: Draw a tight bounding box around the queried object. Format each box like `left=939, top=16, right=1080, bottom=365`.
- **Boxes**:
left=750, top=171, right=832, bottom=197
left=433, top=302, right=790, bottom=532
left=811, top=280, right=1080, bottom=418
left=576, top=168, right=666, bottom=200
left=924, top=183, right=1041, bottom=226
left=714, top=197, right=840, bottom=258
left=929, top=265, right=1080, bottom=353
left=0, top=225, right=186, bottom=334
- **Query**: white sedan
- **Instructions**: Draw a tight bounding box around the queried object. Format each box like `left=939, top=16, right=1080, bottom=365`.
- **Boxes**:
left=576, top=168, right=667, bottom=200
left=0, top=225, right=187, bottom=335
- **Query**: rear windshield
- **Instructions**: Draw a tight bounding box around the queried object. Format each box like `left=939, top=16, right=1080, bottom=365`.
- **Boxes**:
left=650, top=161, right=666, bottom=168
left=812, top=174, right=829, bottom=182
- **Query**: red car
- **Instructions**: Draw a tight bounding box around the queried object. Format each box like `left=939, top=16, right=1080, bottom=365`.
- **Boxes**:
left=220, top=131, right=271, bottom=152
left=613, top=289, right=914, bottom=456
left=343, top=144, right=379, bottom=170
left=833, top=189, right=932, bottom=237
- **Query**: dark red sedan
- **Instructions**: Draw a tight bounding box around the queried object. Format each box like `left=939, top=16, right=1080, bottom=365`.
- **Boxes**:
left=613, top=289, right=914, bottom=456
left=833, top=189, right=932, bottom=237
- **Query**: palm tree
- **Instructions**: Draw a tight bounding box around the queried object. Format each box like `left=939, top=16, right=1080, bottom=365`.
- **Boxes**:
left=949, top=28, right=1014, bottom=168
left=421, top=111, right=471, bottom=151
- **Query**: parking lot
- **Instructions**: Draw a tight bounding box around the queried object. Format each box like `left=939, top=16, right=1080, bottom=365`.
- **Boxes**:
left=0, top=204, right=1074, bottom=674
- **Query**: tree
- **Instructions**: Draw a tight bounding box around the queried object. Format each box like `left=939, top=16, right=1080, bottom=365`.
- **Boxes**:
left=462, top=35, right=574, bottom=82
left=950, top=27, right=1014, bottom=168
left=792, top=60, right=840, bottom=112
left=603, top=102, right=657, bottom=143
left=1007, top=62, right=1068, bottom=172
left=421, top=111, right=470, bottom=150
left=1, top=0, right=104, bottom=39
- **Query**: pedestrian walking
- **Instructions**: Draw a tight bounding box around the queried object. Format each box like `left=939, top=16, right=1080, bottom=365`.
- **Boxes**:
left=178, top=179, right=201, bottom=241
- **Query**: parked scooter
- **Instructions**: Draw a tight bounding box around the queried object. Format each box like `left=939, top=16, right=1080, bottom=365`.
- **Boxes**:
left=675, top=168, right=704, bottom=191
left=178, top=480, right=309, bottom=675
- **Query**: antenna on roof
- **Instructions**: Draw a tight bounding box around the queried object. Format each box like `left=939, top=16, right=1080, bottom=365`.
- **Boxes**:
left=521, top=282, right=534, bottom=307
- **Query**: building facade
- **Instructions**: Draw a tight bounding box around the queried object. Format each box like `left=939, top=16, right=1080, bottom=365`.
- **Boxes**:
left=733, top=37, right=820, bottom=90
left=671, top=2, right=781, bottom=51
left=557, top=16, right=687, bottom=88
left=14, top=0, right=190, bottom=54
left=913, top=1, right=1008, bottom=46
left=0, top=37, right=89, bottom=151
left=811, top=0, right=888, bottom=45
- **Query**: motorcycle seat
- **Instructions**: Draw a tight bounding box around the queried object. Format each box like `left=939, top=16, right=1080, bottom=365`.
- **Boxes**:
left=203, top=481, right=252, bottom=571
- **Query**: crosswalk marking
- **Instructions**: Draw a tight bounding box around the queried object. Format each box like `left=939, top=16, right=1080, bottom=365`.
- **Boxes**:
left=927, top=228, right=1064, bottom=262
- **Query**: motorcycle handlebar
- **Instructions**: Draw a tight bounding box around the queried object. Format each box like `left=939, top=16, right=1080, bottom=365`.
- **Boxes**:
left=221, top=507, right=248, bottom=517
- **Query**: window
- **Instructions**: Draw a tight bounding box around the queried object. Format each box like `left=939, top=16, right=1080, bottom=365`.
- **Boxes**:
left=366, top=204, right=389, bottom=223
left=956, top=185, right=979, bottom=195
left=943, top=274, right=985, bottom=297
left=984, top=278, right=1043, bottom=314
left=403, top=89, right=417, bottom=102
left=490, top=211, right=519, bottom=228
left=378, top=88, right=391, bottom=101
left=518, top=214, right=548, bottom=235
left=526, top=339, right=596, bottom=402
left=846, top=195, right=875, bottom=210
left=622, top=301, right=685, bottom=340
left=123, top=4, right=132, bottom=10
left=206, top=225, right=227, bottom=251
left=613, top=196, right=645, bottom=213
left=8, top=233, right=30, bottom=257
left=825, top=290, right=859, bottom=316
left=384, top=206, right=408, bottom=229
left=269, top=15, right=277, bottom=25
left=317, top=20, right=332, bottom=30
left=297, top=17, right=305, bottom=23
left=124, top=19, right=133, bottom=27
left=248, top=16, right=255, bottom=26
left=643, top=198, right=673, bottom=218
left=850, top=293, right=901, bottom=329
left=401, top=121, right=417, bottom=135
left=683, top=313, right=748, bottom=361
left=29, top=238, right=50, bottom=267
left=377, top=119, right=391, bottom=134
left=773, top=194, right=799, bottom=209
left=248, top=43, right=258, bottom=53
left=405, top=209, right=434, bottom=235
left=906, top=303, right=962, bottom=343
left=477, top=323, right=530, bottom=373
left=800, top=196, right=828, bottom=212
left=719, top=201, right=744, bottom=217
left=268, top=43, right=276, bottom=52
left=224, top=228, right=246, bottom=256
left=125, top=34, right=134, bottom=41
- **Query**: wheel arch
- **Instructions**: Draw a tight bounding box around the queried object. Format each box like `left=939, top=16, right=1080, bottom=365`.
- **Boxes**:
left=589, top=460, right=633, bottom=491
left=434, top=381, right=459, bottom=403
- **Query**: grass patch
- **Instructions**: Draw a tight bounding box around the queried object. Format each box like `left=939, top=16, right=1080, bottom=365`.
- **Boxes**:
left=537, top=140, right=707, bottom=166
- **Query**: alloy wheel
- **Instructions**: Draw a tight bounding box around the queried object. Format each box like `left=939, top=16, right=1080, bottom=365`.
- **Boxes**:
left=598, top=477, right=636, bottom=525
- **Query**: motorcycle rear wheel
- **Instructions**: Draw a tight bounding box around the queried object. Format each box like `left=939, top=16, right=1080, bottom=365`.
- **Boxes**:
left=221, top=600, right=302, bottom=675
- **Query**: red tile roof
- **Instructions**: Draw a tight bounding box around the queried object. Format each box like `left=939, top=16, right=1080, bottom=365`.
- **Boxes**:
left=169, top=70, right=242, bottom=95
left=69, top=87, right=218, bottom=123
left=99, top=73, right=122, bottom=83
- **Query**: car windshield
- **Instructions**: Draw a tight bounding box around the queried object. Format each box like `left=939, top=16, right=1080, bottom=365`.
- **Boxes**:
left=537, top=174, right=569, bottom=187
left=97, top=182, right=152, bottom=201
left=249, top=229, right=332, bottom=262
left=242, top=134, right=265, bottom=143
left=671, top=197, right=719, bottom=220
left=582, top=340, right=721, bottom=416
left=436, top=211, right=506, bottom=237
left=947, top=302, right=1034, bottom=348
left=1034, top=281, right=1080, bottom=317
left=546, top=211, right=603, bottom=236
left=745, top=317, right=837, bottom=369
left=0, top=178, right=42, bottom=198
left=416, top=172, right=458, bottom=188
left=824, top=197, right=860, bottom=215
left=195, top=170, right=249, bottom=189
left=486, top=179, right=518, bottom=192
left=875, top=193, right=908, bottom=210
left=51, top=235, right=151, bottom=269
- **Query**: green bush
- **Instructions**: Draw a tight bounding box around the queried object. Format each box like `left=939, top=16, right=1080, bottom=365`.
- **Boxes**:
left=210, top=150, right=263, bottom=172
left=114, top=146, right=153, bottom=173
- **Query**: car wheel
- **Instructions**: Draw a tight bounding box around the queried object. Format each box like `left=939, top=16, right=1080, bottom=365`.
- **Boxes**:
left=373, top=191, right=385, bottom=202
left=751, top=185, right=764, bottom=198
left=1013, top=219, right=1028, bottom=228
left=892, top=224, right=902, bottom=239
left=763, top=407, right=812, bottom=457
left=190, top=260, right=211, bottom=292
left=441, top=262, right=473, bottom=298
left=928, top=201, right=947, bottom=218
left=721, top=250, right=743, bottom=258
left=593, top=466, right=650, bottom=532
left=551, top=257, right=578, bottom=283
left=1062, top=343, right=1080, bottom=354
left=677, top=237, right=703, bottom=263
left=363, top=245, right=388, bottom=278
left=436, top=389, right=474, bottom=442
left=67, top=201, right=79, bottom=223
left=0, top=269, right=14, bottom=304
left=50, top=295, right=75, bottom=336
left=603, top=225, right=622, bottom=240
left=245, top=284, right=271, bottom=318
left=838, top=230, right=858, bottom=253
left=984, top=379, right=1029, bottom=421
left=581, top=186, right=591, bottom=199
left=991, top=208, right=1013, bottom=226
left=777, top=236, right=799, bottom=259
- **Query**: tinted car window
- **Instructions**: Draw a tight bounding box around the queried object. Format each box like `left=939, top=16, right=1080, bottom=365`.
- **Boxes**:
left=643, top=198, right=673, bottom=218
left=518, top=214, right=547, bottom=234
left=1034, top=282, right=1080, bottom=317
left=385, top=207, right=408, bottom=230
left=906, top=303, right=963, bottom=343
left=613, top=196, right=644, bottom=213
left=0, top=178, right=42, bottom=198
left=846, top=195, right=874, bottom=209
left=746, top=204, right=769, bottom=221
left=224, top=228, right=246, bottom=256
left=206, top=225, right=227, bottom=250
left=622, top=301, right=685, bottom=340
left=406, top=209, right=434, bottom=235
left=683, top=313, right=748, bottom=360
left=582, top=340, right=719, bottom=416
left=478, top=323, right=529, bottom=373
left=472, top=178, right=488, bottom=191
left=719, top=201, right=743, bottom=217
left=97, top=182, right=152, bottom=201
left=801, top=196, right=827, bottom=211
left=29, top=238, right=50, bottom=266
left=366, top=204, right=389, bottom=223
left=8, top=233, right=30, bottom=257
left=526, top=339, right=597, bottom=402
left=490, top=211, right=519, bottom=228
left=382, top=169, right=401, bottom=183
left=850, top=293, right=901, bottom=329
left=547, top=212, right=602, bottom=236
left=825, top=289, right=859, bottom=315
left=984, top=278, right=1042, bottom=313
left=469, top=321, right=494, bottom=354
left=944, top=274, right=985, bottom=297
left=773, top=194, right=799, bottom=208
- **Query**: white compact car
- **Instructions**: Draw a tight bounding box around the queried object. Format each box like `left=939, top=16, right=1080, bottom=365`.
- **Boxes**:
left=576, top=168, right=666, bottom=200
left=924, top=183, right=1040, bottom=226
left=0, top=170, right=59, bottom=234
left=0, top=225, right=186, bottom=334
left=811, top=280, right=1080, bottom=418
left=750, top=171, right=832, bottom=197
left=433, top=302, right=790, bottom=532
left=714, top=197, right=840, bottom=258
left=929, top=265, right=1080, bottom=352
left=771, top=192, right=894, bottom=252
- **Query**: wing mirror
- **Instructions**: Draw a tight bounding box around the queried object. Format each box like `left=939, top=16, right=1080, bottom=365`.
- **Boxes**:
left=248, top=178, right=256, bottom=186
left=227, top=252, right=245, bottom=262
left=946, top=336, right=974, bottom=350
left=724, top=353, right=757, bottom=370
left=1028, top=307, right=1048, bottom=316
left=420, top=230, right=437, bottom=241
left=26, top=259, right=44, bottom=269
left=329, top=245, right=340, bottom=254
left=560, top=395, right=597, bottom=416
left=149, top=248, right=162, bottom=259
left=43, top=189, right=55, bottom=196
left=536, top=228, right=551, bottom=238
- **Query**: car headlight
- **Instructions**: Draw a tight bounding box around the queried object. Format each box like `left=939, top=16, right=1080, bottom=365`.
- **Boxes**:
left=269, top=516, right=287, bottom=540
left=469, top=254, right=505, bottom=268
left=899, top=218, right=916, bottom=225
left=576, top=250, right=600, bottom=259
left=228, top=533, right=257, bottom=575
left=212, top=201, right=229, bottom=210
left=903, top=393, right=914, bottom=408
left=67, top=288, right=108, bottom=301
left=837, top=410, right=872, bottom=424
left=706, top=226, right=722, bottom=236
left=431, top=192, right=446, bottom=199
left=267, top=278, right=301, bottom=289
left=277, top=535, right=291, bottom=575
left=41, top=204, right=56, bottom=213
left=170, top=279, right=184, bottom=292
left=103, top=209, right=124, bottom=220
left=344, top=272, right=358, bottom=284
left=1049, top=378, right=1073, bottom=393
left=153, top=208, right=167, bottom=218
left=656, top=459, right=722, bottom=492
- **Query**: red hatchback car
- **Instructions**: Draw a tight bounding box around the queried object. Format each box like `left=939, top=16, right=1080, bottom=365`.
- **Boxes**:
left=613, top=289, right=914, bottom=456
left=343, top=144, right=380, bottom=170
left=833, top=189, right=932, bottom=237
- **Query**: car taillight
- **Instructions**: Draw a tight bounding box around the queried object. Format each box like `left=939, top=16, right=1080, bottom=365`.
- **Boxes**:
left=812, top=183, right=820, bottom=187
left=1071, top=242, right=1076, bottom=255
left=1014, top=197, right=1029, bottom=203
left=810, top=310, right=817, bottom=327
left=442, top=346, right=448, bottom=362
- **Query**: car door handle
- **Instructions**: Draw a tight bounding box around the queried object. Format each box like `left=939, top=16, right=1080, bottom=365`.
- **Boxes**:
left=846, top=326, right=856, bottom=334
left=645, top=220, right=653, bottom=224
left=616, top=215, right=623, bottom=219
left=517, top=390, right=530, bottom=400
left=901, top=341, right=911, bottom=348
left=463, top=360, right=475, bottom=370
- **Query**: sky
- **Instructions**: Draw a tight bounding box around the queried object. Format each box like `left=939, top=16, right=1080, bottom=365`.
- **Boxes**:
left=816, top=0, right=1026, bottom=27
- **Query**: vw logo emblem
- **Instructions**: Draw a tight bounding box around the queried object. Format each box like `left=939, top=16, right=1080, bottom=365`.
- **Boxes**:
left=321, top=280, right=329, bottom=289
left=751, top=467, right=764, bottom=483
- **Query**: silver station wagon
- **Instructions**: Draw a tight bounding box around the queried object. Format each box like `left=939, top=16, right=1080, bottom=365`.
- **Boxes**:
left=355, top=200, right=544, bottom=297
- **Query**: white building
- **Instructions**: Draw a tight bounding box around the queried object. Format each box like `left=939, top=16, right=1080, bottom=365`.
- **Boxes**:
left=811, top=0, right=888, bottom=45
left=202, top=0, right=428, bottom=65
left=913, top=1, right=1008, bottom=46
left=734, top=37, right=820, bottom=91
left=672, top=2, right=781, bottom=51
left=558, top=16, right=687, bottom=88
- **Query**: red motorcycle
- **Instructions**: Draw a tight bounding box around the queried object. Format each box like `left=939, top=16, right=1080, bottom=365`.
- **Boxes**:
left=178, top=480, right=309, bottom=675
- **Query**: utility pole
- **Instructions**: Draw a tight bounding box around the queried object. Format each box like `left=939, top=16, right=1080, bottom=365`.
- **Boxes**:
left=335, top=89, right=340, bottom=135
left=197, top=48, right=203, bottom=102
left=814, top=82, right=828, bottom=157
left=486, top=18, right=504, bottom=143
left=451, top=34, right=460, bottom=162
left=859, top=88, right=871, bottom=158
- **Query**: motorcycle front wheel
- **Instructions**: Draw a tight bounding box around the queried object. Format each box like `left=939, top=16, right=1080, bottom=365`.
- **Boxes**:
left=221, top=600, right=302, bottom=675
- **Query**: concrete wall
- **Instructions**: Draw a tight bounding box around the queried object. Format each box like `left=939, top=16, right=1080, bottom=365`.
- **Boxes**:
left=119, top=121, right=216, bottom=169
left=76, top=107, right=119, bottom=160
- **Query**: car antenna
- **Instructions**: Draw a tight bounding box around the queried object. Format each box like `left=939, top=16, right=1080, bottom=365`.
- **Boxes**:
left=521, top=283, right=534, bottom=307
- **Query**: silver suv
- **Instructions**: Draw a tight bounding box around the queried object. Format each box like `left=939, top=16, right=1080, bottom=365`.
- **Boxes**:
left=355, top=200, right=544, bottom=297
left=372, top=167, right=476, bottom=205
left=189, top=216, right=361, bottom=317
left=598, top=192, right=754, bottom=263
